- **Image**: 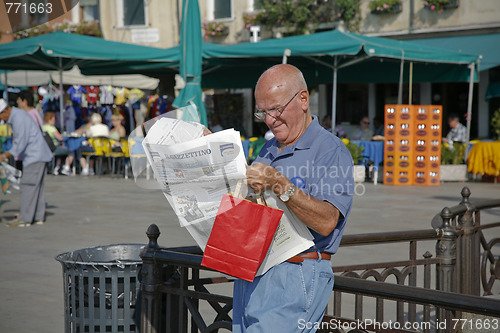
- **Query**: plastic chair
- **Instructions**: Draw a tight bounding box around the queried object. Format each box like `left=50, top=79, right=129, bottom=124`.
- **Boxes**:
left=81, top=137, right=112, bottom=175
left=109, top=138, right=129, bottom=177
left=126, top=137, right=151, bottom=180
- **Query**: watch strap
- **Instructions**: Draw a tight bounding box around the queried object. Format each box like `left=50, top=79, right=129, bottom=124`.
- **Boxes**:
left=281, top=183, right=296, bottom=201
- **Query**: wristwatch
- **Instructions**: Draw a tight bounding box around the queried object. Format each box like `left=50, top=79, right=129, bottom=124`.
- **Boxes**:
left=279, top=184, right=296, bottom=202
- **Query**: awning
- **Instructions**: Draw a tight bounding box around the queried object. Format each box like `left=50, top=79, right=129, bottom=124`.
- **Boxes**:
left=486, top=82, right=500, bottom=100
left=410, top=33, right=500, bottom=71
left=201, top=29, right=479, bottom=89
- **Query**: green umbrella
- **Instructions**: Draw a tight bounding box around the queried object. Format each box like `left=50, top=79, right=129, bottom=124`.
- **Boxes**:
left=173, top=0, right=208, bottom=126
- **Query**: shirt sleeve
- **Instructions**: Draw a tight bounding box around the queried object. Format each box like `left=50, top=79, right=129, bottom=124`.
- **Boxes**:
left=458, top=125, right=467, bottom=142
left=308, top=146, right=354, bottom=219
left=9, top=118, right=30, bottom=158
left=446, top=129, right=453, bottom=142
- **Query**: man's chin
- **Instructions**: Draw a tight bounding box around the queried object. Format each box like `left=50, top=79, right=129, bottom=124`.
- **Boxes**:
left=274, top=132, right=287, bottom=143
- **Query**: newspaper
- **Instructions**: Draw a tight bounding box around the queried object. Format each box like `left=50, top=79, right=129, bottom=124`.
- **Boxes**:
left=1, top=162, right=21, bottom=190
left=141, top=118, right=314, bottom=276
left=143, top=119, right=246, bottom=229
left=256, top=192, right=314, bottom=276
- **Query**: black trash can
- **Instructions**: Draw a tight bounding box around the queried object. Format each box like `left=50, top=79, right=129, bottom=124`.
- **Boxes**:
left=55, top=244, right=144, bottom=333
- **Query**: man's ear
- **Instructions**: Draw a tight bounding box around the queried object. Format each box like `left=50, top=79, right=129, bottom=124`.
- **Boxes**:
left=299, top=90, right=309, bottom=112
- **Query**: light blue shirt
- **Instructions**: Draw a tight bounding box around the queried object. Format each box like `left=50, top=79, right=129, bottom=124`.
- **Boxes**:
left=254, top=116, right=354, bottom=254
left=8, top=106, right=53, bottom=167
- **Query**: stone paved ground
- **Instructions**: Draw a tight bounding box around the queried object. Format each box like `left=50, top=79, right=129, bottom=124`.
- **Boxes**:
left=0, top=174, right=498, bottom=333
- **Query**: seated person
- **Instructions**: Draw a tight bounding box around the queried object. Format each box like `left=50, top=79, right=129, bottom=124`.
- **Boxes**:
left=321, top=114, right=346, bottom=137
left=321, top=114, right=332, bottom=132
left=109, top=114, right=126, bottom=140
left=442, top=113, right=467, bottom=144
left=210, top=115, right=223, bottom=132
left=76, top=113, right=110, bottom=176
left=349, top=116, right=374, bottom=141
left=42, top=112, right=74, bottom=176
left=109, top=114, right=126, bottom=151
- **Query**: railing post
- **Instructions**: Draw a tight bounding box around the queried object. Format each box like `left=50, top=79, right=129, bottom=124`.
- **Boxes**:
left=140, top=224, right=163, bottom=333
left=436, top=207, right=458, bottom=331
left=457, top=186, right=480, bottom=295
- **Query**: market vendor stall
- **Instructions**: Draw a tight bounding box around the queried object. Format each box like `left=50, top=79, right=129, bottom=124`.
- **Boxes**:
left=467, top=141, right=500, bottom=177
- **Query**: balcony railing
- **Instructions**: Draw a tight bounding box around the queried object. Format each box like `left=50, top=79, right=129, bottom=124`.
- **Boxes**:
left=140, top=186, right=500, bottom=332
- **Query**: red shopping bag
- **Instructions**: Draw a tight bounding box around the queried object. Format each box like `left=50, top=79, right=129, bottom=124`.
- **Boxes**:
left=201, top=184, right=283, bottom=282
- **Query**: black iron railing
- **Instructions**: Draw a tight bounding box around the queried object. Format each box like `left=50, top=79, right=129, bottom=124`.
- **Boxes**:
left=140, top=187, right=500, bottom=333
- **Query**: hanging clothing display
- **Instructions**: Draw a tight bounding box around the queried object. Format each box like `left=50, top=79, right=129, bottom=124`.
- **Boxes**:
left=128, top=88, right=144, bottom=106
left=145, top=95, right=170, bottom=121
left=86, top=85, right=99, bottom=105
left=113, top=87, right=130, bottom=106
left=67, top=85, right=86, bottom=104
left=99, top=85, right=114, bottom=105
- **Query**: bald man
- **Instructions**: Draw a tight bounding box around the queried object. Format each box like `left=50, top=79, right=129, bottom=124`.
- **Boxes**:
left=233, top=65, right=354, bottom=332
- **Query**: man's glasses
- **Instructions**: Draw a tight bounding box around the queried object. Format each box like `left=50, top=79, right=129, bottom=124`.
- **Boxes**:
left=254, top=91, right=300, bottom=120
left=362, top=121, right=370, bottom=125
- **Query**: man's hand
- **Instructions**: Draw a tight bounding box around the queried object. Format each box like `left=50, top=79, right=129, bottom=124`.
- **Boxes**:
left=246, top=163, right=288, bottom=194
left=247, top=163, right=340, bottom=236
left=203, top=127, right=212, bottom=136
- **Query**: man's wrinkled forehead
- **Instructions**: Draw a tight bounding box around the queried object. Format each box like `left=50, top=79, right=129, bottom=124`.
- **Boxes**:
left=256, top=76, right=287, bottom=95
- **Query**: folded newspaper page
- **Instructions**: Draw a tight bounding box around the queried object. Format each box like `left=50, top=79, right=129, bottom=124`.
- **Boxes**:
left=141, top=117, right=314, bottom=276
left=256, top=192, right=314, bottom=276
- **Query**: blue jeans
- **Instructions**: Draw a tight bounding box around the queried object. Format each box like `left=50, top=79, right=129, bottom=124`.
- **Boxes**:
left=232, top=257, right=334, bottom=333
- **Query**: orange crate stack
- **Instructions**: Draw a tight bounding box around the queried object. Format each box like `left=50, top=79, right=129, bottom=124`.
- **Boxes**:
left=384, top=105, right=442, bottom=186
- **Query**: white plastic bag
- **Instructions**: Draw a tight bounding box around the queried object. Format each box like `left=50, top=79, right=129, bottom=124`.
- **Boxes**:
left=1, top=162, right=22, bottom=190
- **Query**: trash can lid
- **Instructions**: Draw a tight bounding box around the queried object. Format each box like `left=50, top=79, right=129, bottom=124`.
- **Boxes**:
left=55, top=243, right=144, bottom=265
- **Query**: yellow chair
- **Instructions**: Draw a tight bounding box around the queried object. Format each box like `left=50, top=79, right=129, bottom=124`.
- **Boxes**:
left=81, top=137, right=112, bottom=175
left=108, top=138, right=129, bottom=177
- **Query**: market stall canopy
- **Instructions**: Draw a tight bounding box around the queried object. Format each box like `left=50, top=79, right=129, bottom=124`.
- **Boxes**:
left=0, top=67, right=159, bottom=90
left=200, top=29, right=481, bottom=89
left=0, top=31, right=179, bottom=72
left=410, top=32, right=500, bottom=71
left=80, top=42, right=225, bottom=76
left=51, top=66, right=159, bottom=90
left=1, top=70, right=50, bottom=87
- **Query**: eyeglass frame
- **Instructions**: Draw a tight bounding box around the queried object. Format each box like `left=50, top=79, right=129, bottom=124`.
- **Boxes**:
left=254, top=90, right=301, bottom=120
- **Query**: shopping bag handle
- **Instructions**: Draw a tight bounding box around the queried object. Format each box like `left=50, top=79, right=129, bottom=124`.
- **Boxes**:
left=230, top=179, right=267, bottom=206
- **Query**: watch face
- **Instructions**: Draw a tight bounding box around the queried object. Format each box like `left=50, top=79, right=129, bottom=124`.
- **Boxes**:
left=280, top=194, right=290, bottom=202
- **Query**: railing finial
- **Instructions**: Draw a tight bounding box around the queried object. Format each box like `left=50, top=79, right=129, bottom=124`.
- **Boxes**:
left=146, top=224, right=160, bottom=249
left=440, top=207, right=453, bottom=228
left=460, top=186, right=471, bottom=205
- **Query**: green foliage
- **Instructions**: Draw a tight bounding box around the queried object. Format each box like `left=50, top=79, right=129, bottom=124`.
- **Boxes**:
left=346, top=141, right=364, bottom=165
left=369, top=0, right=402, bottom=13
left=14, top=20, right=101, bottom=40
left=335, top=0, right=361, bottom=31
left=441, top=143, right=466, bottom=165
left=423, top=0, right=451, bottom=12
left=491, top=108, right=500, bottom=140
left=251, top=0, right=360, bottom=35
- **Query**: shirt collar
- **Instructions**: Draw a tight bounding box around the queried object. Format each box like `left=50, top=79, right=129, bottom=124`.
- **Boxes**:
left=266, top=115, right=320, bottom=158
